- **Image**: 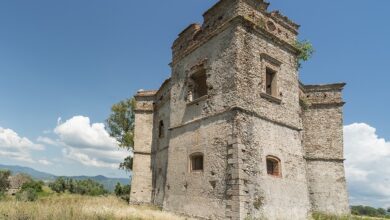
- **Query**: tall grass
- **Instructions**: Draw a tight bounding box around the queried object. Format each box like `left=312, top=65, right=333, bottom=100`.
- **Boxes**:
left=0, top=194, right=192, bottom=220
left=312, top=212, right=389, bottom=220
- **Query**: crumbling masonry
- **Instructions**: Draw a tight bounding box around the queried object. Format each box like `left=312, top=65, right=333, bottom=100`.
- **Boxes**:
left=129, top=0, right=350, bottom=219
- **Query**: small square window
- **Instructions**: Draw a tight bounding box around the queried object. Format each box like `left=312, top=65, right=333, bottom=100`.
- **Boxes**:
left=266, top=156, right=281, bottom=177
left=190, top=154, right=204, bottom=172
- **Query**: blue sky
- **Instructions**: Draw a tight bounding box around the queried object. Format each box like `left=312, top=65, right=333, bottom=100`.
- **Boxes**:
left=0, top=0, right=389, bottom=208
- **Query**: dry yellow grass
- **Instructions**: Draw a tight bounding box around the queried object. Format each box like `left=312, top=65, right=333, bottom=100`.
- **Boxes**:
left=0, top=194, right=194, bottom=220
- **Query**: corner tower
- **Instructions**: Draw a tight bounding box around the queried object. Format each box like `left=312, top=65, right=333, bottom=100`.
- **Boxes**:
left=165, top=0, right=312, bottom=219
left=130, top=0, right=349, bottom=219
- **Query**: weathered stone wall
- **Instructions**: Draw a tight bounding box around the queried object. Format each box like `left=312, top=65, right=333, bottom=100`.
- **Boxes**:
left=164, top=114, right=233, bottom=219
left=302, top=84, right=350, bottom=215
left=235, top=112, right=311, bottom=219
left=130, top=92, right=156, bottom=204
left=165, top=13, right=240, bottom=218
left=151, top=80, right=171, bottom=206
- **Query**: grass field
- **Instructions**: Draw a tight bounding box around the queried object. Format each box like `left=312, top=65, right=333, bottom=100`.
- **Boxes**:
left=0, top=194, right=192, bottom=220
left=0, top=192, right=387, bottom=220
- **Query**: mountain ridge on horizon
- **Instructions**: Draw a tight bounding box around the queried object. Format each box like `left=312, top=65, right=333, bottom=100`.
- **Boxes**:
left=0, top=164, right=131, bottom=192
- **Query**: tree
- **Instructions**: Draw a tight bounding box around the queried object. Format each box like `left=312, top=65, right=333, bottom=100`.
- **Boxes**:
left=114, top=182, right=122, bottom=196
left=21, top=180, right=44, bottom=193
left=49, top=177, right=107, bottom=196
left=0, top=170, right=11, bottom=194
left=106, top=98, right=136, bottom=172
left=378, top=208, right=386, bottom=215
left=114, top=182, right=131, bottom=203
left=387, top=207, right=390, bottom=213
left=49, top=177, right=66, bottom=193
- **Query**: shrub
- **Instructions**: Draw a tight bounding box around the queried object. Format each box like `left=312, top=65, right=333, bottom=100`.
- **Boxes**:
left=49, top=177, right=66, bottom=193
left=16, top=188, right=38, bottom=202
left=21, top=180, right=44, bottom=193
left=0, top=170, right=11, bottom=194
left=351, top=205, right=390, bottom=217
left=114, top=183, right=131, bottom=202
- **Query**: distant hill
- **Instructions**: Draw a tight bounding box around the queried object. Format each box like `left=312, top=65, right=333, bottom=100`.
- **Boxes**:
left=0, top=164, right=130, bottom=192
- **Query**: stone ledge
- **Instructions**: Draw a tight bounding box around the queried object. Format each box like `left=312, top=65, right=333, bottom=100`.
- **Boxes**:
left=169, top=106, right=302, bottom=132
left=133, top=151, right=152, bottom=155
left=304, top=156, right=345, bottom=162
left=303, top=83, right=346, bottom=92
left=260, top=92, right=282, bottom=104
left=186, top=95, right=209, bottom=106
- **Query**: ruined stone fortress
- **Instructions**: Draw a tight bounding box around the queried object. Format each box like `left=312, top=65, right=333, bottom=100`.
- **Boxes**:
left=130, top=0, right=350, bottom=219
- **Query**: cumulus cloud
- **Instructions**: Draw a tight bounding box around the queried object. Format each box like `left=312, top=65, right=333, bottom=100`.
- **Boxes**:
left=0, top=127, right=44, bottom=163
left=54, top=116, right=118, bottom=150
left=53, top=116, right=128, bottom=169
left=344, top=123, right=390, bottom=208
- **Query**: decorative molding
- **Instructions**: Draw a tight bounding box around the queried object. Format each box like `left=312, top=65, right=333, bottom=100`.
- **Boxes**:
left=303, top=83, right=347, bottom=92
left=134, top=109, right=154, bottom=114
left=169, top=105, right=302, bottom=132
left=260, top=53, right=282, bottom=66
left=172, top=15, right=300, bottom=66
left=304, top=156, right=345, bottom=162
left=134, top=151, right=152, bottom=155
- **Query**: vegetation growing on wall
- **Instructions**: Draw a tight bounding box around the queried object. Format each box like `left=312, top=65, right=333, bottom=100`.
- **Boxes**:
left=295, top=40, right=315, bottom=69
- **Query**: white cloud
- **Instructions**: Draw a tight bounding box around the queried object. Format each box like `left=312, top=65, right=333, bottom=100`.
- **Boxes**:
left=344, top=123, right=390, bottom=208
left=0, top=127, right=44, bottom=163
left=0, top=127, right=43, bottom=150
left=38, top=159, right=53, bottom=165
left=54, top=116, right=118, bottom=150
left=52, top=116, right=128, bottom=169
left=37, top=136, right=61, bottom=146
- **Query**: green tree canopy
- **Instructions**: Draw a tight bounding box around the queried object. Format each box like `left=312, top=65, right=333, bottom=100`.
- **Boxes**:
left=106, top=98, right=136, bottom=172
left=49, top=177, right=107, bottom=196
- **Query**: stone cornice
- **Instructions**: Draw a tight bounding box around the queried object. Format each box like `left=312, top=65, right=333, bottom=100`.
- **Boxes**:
left=134, top=109, right=154, bottom=114
left=133, top=151, right=151, bottom=155
left=304, top=156, right=345, bottom=162
left=303, top=83, right=346, bottom=93
left=169, top=105, right=302, bottom=132
left=172, top=15, right=300, bottom=66
left=134, top=90, right=157, bottom=98
left=308, top=102, right=346, bottom=108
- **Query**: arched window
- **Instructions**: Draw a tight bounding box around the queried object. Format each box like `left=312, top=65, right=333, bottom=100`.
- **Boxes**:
left=158, top=120, right=164, bottom=138
left=190, top=153, right=204, bottom=172
left=266, top=156, right=281, bottom=177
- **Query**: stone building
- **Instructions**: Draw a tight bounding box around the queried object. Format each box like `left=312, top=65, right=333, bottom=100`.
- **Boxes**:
left=129, top=0, right=350, bottom=219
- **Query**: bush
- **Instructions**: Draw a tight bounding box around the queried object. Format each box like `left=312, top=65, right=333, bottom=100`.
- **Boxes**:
left=21, top=180, right=44, bottom=193
left=351, top=205, right=390, bottom=217
left=114, top=182, right=131, bottom=202
left=16, top=188, right=38, bottom=202
left=0, top=170, right=11, bottom=194
left=49, top=177, right=66, bottom=193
